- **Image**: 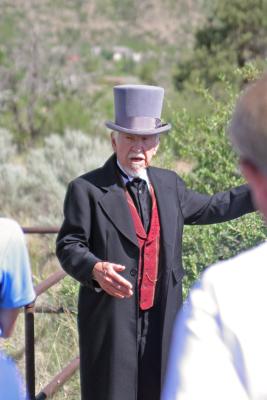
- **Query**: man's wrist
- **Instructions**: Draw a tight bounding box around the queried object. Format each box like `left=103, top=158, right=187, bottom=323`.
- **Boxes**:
left=91, top=263, right=102, bottom=291
left=91, top=262, right=103, bottom=286
left=92, top=262, right=99, bottom=280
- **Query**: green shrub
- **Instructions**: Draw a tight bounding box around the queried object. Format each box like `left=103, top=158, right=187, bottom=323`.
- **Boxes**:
left=159, top=76, right=266, bottom=295
left=174, top=0, right=267, bottom=91
left=0, top=129, right=112, bottom=225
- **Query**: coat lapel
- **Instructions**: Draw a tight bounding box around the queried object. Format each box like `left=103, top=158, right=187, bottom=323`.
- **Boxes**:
left=99, top=189, right=139, bottom=247
left=97, top=155, right=139, bottom=247
left=148, top=168, right=177, bottom=251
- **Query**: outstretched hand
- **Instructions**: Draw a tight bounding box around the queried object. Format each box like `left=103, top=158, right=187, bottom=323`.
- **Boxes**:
left=92, top=261, right=133, bottom=299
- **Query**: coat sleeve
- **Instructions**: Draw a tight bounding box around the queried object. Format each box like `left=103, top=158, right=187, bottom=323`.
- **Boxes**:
left=177, top=176, right=255, bottom=224
left=56, top=179, right=101, bottom=287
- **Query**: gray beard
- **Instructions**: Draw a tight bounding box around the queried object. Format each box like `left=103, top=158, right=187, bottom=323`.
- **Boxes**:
left=124, top=166, right=146, bottom=178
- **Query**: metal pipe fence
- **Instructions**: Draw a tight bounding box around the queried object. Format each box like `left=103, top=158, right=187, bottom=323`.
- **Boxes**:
left=22, top=227, right=80, bottom=400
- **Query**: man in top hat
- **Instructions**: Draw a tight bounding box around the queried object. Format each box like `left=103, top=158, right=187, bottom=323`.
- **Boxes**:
left=56, top=84, right=254, bottom=400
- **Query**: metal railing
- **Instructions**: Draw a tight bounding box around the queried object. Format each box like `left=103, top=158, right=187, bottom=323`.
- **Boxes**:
left=22, top=227, right=80, bottom=400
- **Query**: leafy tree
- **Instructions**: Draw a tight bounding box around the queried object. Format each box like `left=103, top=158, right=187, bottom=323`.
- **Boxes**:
left=174, top=0, right=267, bottom=90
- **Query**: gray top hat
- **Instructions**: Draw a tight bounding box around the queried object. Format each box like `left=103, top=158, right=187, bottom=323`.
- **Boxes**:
left=105, top=84, right=171, bottom=135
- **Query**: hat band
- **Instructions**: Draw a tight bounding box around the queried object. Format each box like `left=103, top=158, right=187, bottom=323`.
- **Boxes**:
left=115, top=116, right=162, bottom=131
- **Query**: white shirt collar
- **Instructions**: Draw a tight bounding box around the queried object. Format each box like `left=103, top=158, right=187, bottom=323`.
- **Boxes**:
left=117, top=160, right=150, bottom=186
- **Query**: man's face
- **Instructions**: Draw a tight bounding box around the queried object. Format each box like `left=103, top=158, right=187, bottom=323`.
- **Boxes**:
left=111, top=132, right=160, bottom=176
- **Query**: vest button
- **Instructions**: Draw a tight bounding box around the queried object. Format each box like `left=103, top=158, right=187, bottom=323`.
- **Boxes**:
left=130, top=268, right=137, bottom=277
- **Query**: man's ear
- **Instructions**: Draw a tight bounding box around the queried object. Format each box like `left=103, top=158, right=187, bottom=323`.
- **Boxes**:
left=111, top=132, right=117, bottom=152
left=240, top=160, right=261, bottom=187
left=241, top=158, right=267, bottom=197
left=240, top=159, right=267, bottom=218
left=154, top=144, right=159, bottom=155
left=154, top=136, right=160, bottom=155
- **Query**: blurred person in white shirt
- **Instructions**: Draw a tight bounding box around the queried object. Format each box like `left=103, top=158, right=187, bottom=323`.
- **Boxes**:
left=162, top=73, right=267, bottom=400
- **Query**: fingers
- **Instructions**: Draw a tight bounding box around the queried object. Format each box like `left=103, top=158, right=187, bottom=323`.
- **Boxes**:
left=103, top=266, right=133, bottom=297
left=109, top=265, right=133, bottom=290
left=93, top=261, right=134, bottom=298
left=106, top=275, right=132, bottom=296
left=101, top=280, right=129, bottom=299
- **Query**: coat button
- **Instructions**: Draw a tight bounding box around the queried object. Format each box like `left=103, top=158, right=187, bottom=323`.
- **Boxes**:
left=130, top=269, right=137, bottom=277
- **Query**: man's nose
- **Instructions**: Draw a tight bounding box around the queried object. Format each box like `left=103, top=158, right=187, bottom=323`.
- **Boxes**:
left=132, top=139, right=144, bottom=151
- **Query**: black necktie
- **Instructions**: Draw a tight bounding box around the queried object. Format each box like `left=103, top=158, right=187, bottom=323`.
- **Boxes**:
left=127, top=178, right=152, bottom=233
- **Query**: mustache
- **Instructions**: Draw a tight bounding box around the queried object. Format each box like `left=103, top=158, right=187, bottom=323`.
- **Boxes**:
left=128, top=152, right=145, bottom=159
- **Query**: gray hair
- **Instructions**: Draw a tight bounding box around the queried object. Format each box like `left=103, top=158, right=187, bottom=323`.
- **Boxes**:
left=110, top=130, right=160, bottom=143
left=111, top=131, right=119, bottom=140
left=229, top=73, right=267, bottom=173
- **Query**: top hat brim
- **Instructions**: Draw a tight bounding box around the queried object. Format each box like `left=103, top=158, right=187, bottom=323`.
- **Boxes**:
left=105, top=120, right=171, bottom=135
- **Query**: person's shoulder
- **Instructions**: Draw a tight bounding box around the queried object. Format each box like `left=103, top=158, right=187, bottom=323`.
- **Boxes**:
left=76, top=167, right=104, bottom=184
left=0, top=218, right=22, bottom=235
left=68, top=155, right=115, bottom=188
left=66, top=167, right=106, bottom=192
left=201, top=241, right=267, bottom=288
left=149, top=166, right=187, bottom=193
left=0, top=218, right=24, bottom=262
left=190, top=242, right=267, bottom=322
left=149, top=165, right=181, bottom=181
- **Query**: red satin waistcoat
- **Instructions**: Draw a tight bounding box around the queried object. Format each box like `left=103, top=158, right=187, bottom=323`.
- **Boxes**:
left=126, top=186, right=160, bottom=310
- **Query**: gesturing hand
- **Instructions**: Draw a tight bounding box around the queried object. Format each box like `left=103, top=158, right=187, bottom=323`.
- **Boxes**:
left=92, top=261, right=133, bottom=299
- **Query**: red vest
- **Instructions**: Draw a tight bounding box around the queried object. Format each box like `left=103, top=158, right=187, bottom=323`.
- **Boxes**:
left=126, top=186, right=160, bottom=310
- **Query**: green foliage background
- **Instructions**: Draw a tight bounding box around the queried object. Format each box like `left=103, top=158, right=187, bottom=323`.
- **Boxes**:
left=174, top=0, right=267, bottom=92
left=159, top=75, right=266, bottom=294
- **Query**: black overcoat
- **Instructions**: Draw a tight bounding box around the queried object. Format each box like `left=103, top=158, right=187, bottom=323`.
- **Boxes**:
left=56, top=154, right=254, bottom=400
